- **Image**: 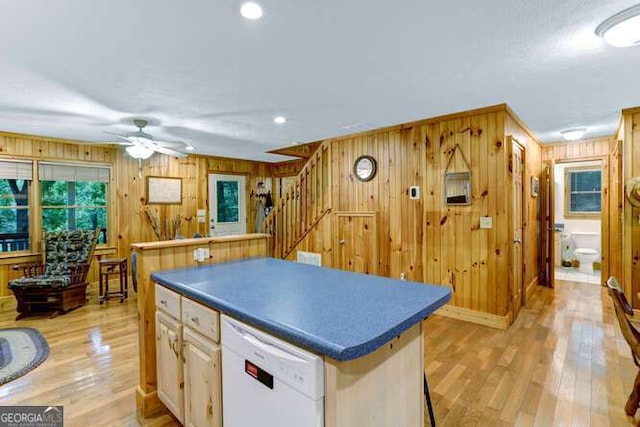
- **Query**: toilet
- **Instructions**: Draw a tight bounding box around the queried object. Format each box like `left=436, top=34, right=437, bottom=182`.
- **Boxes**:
left=571, top=232, right=600, bottom=274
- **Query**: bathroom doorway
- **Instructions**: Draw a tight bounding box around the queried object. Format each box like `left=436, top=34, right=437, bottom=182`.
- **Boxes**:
left=552, top=159, right=604, bottom=285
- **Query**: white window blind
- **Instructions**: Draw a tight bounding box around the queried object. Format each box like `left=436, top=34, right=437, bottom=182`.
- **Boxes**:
left=39, top=162, right=110, bottom=183
left=0, top=159, right=33, bottom=180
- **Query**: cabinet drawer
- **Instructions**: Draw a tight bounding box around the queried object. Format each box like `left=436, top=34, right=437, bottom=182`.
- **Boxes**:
left=156, top=284, right=181, bottom=319
left=182, top=297, right=220, bottom=343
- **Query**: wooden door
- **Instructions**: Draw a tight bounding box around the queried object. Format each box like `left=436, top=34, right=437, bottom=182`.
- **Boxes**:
left=335, top=212, right=378, bottom=275
left=156, top=311, right=184, bottom=423
left=208, top=174, right=247, bottom=236
left=541, top=162, right=555, bottom=288
left=511, top=141, right=525, bottom=317
left=183, top=327, right=222, bottom=427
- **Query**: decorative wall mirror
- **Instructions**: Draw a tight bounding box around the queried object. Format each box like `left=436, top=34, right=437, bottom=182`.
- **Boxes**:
left=445, top=172, right=472, bottom=205
left=444, top=144, right=472, bottom=205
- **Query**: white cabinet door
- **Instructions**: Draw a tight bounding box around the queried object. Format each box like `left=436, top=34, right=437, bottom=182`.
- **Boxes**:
left=183, top=327, right=222, bottom=427
left=156, top=311, right=184, bottom=423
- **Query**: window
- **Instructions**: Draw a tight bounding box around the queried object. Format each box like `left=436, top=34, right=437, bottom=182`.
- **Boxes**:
left=0, top=160, right=32, bottom=253
left=565, top=167, right=602, bottom=217
left=39, top=163, right=110, bottom=244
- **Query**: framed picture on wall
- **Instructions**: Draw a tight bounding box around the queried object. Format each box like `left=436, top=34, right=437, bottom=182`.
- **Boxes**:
left=146, top=176, right=182, bottom=204
left=531, top=176, right=539, bottom=197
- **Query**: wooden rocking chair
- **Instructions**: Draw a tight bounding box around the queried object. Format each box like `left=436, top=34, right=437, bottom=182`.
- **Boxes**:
left=9, top=229, right=99, bottom=319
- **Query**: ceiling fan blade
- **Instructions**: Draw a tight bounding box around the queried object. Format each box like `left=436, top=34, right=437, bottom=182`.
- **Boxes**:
left=103, top=131, right=133, bottom=143
left=152, top=139, right=184, bottom=148
left=153, top=145, right=187, bottom=158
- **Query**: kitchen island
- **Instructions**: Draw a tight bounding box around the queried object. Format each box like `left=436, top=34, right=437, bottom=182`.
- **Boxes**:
left=149, top=256, right=450, bottom=426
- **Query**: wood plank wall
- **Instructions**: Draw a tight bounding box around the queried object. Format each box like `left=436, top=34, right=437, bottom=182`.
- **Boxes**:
left=0, top=131, right=300, bottom=302
left=541, top=135, right=618, bottom=290
left=621, top=108, right=640, bottom=307
left=287, top=105, right=543, bottom=321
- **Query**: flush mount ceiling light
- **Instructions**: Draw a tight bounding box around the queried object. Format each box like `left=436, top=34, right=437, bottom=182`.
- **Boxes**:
left=240, top=2, right=263, bottom=20
left=185, top=145, right=195, bottom=151
left=560, top=128, right=587, bottom=141
left=125, top=144, right=154, bottom=160
left=273, top=116, right=287, bottom=124
left=596, top=4, right=640, bottom=47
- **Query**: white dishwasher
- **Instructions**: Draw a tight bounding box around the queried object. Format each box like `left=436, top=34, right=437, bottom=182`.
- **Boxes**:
left=221, top=315, right=324, bottom=427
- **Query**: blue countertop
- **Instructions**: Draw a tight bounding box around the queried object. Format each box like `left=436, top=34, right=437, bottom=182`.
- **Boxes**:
left=151, top=257, right=451, bottom=361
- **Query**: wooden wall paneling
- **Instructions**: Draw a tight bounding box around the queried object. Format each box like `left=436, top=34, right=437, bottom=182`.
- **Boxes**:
left=0, top=131, right=299, bottom=307
left=610, top=136, right=624, bottom=286
left=633, top=112, right=640, bottom=308
left=389, top=130, right=403, bottom=280
left=377, top=132, right=391, bottom=277
left=622, top=109, right=640, bottom=307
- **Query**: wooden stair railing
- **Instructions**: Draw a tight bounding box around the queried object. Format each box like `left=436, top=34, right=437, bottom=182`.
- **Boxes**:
left=263, top=141, right=332, bottom=259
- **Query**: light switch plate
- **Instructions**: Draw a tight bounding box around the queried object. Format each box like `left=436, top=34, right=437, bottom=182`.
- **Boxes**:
left=480, top=217, right=493, bottom=229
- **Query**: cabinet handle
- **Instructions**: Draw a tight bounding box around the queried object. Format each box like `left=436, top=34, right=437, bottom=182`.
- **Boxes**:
left=207, top=399, right=213, bottom=416
left=191, top=316, right=200, bottom=325
left=160, top=299, right=167, bottom=306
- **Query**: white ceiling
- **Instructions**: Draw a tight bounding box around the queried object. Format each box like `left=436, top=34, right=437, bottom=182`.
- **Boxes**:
left=0, top=1, right=639, bottom=162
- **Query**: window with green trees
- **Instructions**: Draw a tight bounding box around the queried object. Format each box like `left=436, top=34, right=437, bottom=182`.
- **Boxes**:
left=0, top=160, right=32, bottom=253
left=39, top=163, right=110, bottom=244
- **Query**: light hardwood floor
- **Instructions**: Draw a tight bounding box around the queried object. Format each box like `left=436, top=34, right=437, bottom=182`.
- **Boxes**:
left=0, top=280, right=637, bottom=426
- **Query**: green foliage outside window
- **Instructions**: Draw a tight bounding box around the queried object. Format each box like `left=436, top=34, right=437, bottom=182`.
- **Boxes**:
left=216, top=181, right=239, bottom=223
left=0, top=179, right=30, bottom=252
left=41, top=180, right=107, bottom=243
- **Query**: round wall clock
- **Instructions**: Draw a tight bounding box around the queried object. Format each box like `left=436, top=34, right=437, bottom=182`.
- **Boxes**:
left=353, top=155, right=377, bottom=182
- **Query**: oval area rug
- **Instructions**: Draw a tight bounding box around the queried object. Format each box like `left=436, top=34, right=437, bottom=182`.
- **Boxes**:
left=0, top=327, right=50, bottom=385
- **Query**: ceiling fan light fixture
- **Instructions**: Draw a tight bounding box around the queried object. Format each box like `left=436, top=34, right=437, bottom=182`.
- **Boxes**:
left=273, top=116, right=287, bottom=124
left=596, top=4, right=640, bottom=47
left=126, top=145, right=155, bottom=160
left=560, top=128, right=587, bottom=141
left=240, top=2, right=263, bottom=20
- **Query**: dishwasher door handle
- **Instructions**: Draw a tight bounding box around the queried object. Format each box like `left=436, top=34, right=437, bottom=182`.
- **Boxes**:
left=228, top=322, right=307, bottom=363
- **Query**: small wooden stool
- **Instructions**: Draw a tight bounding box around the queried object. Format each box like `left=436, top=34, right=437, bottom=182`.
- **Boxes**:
left=99, top=257, right=128, bottom=303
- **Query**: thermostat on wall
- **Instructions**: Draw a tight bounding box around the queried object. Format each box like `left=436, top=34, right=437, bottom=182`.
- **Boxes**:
left=409, top=186, right=420, bottom=200
left=480, top=217, right=493, bottom=229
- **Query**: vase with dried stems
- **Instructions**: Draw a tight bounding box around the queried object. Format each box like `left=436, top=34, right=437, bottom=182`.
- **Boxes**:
left=142, top=206, right=182, bottom=240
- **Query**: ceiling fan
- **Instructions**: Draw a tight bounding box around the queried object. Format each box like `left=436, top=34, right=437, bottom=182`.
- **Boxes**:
left=105, top=118, right=190, bottom=159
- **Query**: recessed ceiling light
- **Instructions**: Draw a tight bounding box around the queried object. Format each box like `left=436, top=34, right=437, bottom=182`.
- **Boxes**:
left=185, top=145, right=195, bottom=151
left=273, top=116, right=287, bottom=124
left=240, top=2, right=263, bottom=20
left=596, top=4, right=640, bottom=47
left=560, top=128, right=587, bottom=141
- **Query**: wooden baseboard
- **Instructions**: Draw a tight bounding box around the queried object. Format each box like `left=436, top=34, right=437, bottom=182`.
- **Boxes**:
left=434, top=304, right=511, bottom=329
left=526, top=276, right=539, bottom=301
left=136, top=386, right=166, bottom=421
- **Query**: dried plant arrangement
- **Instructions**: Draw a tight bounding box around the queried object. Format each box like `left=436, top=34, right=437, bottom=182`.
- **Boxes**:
left=142, top=206, right=183, bottom=240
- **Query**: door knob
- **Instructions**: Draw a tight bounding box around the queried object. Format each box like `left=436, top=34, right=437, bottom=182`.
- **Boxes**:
left=339, top=239, right=345, bottom=245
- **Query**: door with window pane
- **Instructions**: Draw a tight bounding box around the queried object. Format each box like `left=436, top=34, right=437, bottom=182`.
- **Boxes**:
left=208, top=174, right=246, bottom=236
